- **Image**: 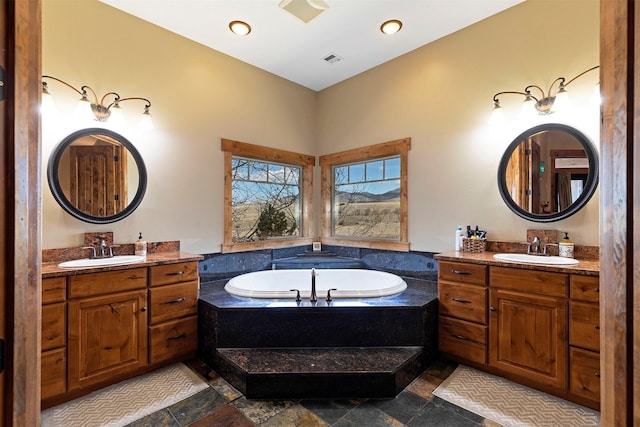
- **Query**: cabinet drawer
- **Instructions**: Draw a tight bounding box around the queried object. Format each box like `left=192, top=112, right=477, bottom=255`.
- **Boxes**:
left=570, top=301, right=600, bottom=351
left=570, top=347, right=600, bottom=403
left=490, top=266, right=568, bottom=297
left=570, top=275, right=600, bottom=303
left=43, top=277, right=66, bottom=304
left=42, top=302, right=66, bottom=351
left=149, top=316, right=198, bottom=364
left=439, top=282, right=487, bottom=324
left=439, top=317, right=487, bottom=365
left=150, top=262, right=199, bottom=287
left=42, top=347, right=66, bottom=400
left=149, top=281, right=199, bottom=325
left=439, top=261, right=487, bottom=286
left=68, top=268, right=147, bottom=298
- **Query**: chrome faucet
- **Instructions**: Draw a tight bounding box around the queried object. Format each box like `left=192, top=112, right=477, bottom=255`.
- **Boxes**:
left=98, top=237, right=107, bottom=257
left=310, top=268, right=317, bottom=302
left=529, top=236, right=541, bottom=254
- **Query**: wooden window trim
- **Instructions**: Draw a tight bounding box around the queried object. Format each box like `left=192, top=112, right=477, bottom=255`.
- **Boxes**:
left=221, top=139, right=315, bottom=253
left=319, top=137, right=411, bottom=252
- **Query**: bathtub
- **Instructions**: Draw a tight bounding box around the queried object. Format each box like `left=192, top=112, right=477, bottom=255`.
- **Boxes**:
left=224, top=268, right=407, bottom=299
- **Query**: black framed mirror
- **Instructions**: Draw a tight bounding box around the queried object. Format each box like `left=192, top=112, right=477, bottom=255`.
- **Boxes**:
left=497, top=123, right=599, bottom=222
left=47, top=128, right=147, bottom=224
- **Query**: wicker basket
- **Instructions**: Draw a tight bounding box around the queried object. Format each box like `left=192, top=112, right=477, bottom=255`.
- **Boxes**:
left=462, top=237, right=486, bottom=253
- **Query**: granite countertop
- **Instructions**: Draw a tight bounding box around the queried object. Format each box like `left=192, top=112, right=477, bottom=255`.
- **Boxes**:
left=434, top=250, right=599, bottom=276
left=42, top=251, right=203, bottom=278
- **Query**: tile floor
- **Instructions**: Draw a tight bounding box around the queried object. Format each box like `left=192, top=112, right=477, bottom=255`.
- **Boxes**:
left=125, top=358, right=500, bottom=427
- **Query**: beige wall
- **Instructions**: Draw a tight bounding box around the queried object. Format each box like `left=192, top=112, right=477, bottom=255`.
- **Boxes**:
left=316, top=0, right=599, bottom=252
left=42, top=0, right=599, bottom=254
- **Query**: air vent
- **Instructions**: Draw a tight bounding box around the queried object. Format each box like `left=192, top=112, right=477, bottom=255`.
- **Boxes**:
left=323, top=53, right=343, bottom=64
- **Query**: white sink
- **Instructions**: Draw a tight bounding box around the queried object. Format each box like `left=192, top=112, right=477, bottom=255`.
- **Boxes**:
left=58, top=255, right=146, bottom=269
left=493, top=253, right=579, bottom=265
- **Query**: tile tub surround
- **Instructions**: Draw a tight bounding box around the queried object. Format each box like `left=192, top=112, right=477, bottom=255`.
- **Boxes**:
left=197, top=277, right=438, bottom=399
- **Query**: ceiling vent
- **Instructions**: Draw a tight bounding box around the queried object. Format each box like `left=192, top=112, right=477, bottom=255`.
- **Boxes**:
left=279, top=0, right=330, bottom=23
left=323, top=53, right=343, bottom=64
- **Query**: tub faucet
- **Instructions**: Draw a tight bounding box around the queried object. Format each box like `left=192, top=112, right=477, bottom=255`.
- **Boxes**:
left=310, top=268, right=317, bottom=302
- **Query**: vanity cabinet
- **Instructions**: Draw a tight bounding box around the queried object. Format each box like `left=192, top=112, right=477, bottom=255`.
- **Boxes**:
left=67, top=268, right=148, bottom=391
left=438, top=261, right=488, bottom=365
left=489, top=267, right=568, bottom=391
left=41, top=257, right=201, bottom=408
left=436, top=256, right=600, bottom=410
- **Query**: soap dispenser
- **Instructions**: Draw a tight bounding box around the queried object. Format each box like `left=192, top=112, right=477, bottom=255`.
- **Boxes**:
left=135, top=232, right=147, bottom=258
left=559, top=232, right=574, bottom=258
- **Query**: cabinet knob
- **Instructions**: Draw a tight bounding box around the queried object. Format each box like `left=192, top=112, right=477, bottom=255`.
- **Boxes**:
left=595, top=372, right=601, bottom=378
left=594, top=325, right=600, bottom=330
left=140, top=306, right=147, bottom=312
left=490, top=306, right=497, bottom=311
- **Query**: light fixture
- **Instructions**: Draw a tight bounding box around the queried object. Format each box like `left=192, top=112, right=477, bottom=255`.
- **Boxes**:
left=42, top=75, right=153, bottom=128
left=381, top=19, right=402, bottom=35
left=278, top=0, right=329, bottom=23
left=229, top=20, right=251, bottom=36
left=491, top=65, right=599, bottom=117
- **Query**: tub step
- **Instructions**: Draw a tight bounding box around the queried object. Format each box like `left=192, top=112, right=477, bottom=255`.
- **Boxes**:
left=212, top=346, right=428, bottom=399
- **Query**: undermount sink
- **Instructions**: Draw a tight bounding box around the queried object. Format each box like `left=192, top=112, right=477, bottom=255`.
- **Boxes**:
left=58, top=255, right=146, bottom=269
left=493, top=253, right=579, bottom=266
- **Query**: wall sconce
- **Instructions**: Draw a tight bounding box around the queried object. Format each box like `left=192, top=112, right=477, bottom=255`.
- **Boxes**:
left=491, top=65, right=599, bottom=122
left=41, top=75, right=154, bottom=129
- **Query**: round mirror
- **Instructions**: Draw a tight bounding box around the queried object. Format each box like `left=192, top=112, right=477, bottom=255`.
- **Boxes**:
left=47, top=128, right=147, bottom=224
left=497, top=123, right=599, bottom=222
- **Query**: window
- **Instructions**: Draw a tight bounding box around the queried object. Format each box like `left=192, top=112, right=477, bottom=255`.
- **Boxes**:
left=319, top=138, right=410, bottom=251
left=222, top=139, right=314, bottom=253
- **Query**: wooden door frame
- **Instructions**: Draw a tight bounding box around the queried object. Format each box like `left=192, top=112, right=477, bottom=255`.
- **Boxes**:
left=3, top=0, right=42, bottom=426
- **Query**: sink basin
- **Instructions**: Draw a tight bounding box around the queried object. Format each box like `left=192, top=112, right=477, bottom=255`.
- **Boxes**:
left=493, top=253, right=579, bottom=265
left=58, top=255, right=146, bottom=269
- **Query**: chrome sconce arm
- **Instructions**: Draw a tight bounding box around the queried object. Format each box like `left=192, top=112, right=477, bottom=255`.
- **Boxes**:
left=41, top=75, right=153, bottom=127
left=491, top=65, right=599, bottom=117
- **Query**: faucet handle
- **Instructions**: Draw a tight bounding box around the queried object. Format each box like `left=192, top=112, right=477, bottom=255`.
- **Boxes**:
left=522, top=242, right=532, bottom=254
left=82, top=246, right=97, bottom=258
left=290, top=289, right=301, bottom=302
left=543, top=243, right=559, bottom=255
left=326, top=288, right=338, bottom=302
left=108, top=244, right=120, bottom=257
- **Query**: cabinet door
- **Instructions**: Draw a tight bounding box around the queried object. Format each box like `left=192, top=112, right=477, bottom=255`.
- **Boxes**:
left=489, top=289, right=567, bottom=390
left=68, top=290, right=148, bottom=390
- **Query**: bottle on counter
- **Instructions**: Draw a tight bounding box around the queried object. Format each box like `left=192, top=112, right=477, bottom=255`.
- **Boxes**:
left=559, top=232, right=574, bottom=258
left=135, top=232, right=147, bottom=258
left=455, top=226, right=464, bottom=251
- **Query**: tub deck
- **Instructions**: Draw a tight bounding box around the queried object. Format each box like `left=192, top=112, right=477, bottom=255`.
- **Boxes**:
left=198, top=277, right=438, bottom=399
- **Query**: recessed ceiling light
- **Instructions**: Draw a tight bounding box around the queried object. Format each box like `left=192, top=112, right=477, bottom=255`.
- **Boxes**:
left=229, top=20, right=251, bottom=36
left=380, top=19, right=402, bottom=35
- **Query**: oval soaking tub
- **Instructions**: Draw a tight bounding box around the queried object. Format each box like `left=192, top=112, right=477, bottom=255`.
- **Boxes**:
left=224, top=269, right=407, bottom=299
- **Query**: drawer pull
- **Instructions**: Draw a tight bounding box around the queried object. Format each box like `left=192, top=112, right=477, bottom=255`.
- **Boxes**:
left=452, top=334, right=470, bottom=341
left=167, top=333, right=187, bottom=341
left=451, top=297, right=472, bottom=304
left=165, top=271, right=185, bottom=276
left=140, top=307, right=147, bottom=312
left=595, top=372, right=601, bottom=378
left=490, top=306, right=497, bottom=311
left=451, top=270, right=471, bottom=275
left=164, top=297, right=186, bottom=305
left=594, top=288, right=600, bottom=293
left=594, top=325, right=600, bottom=330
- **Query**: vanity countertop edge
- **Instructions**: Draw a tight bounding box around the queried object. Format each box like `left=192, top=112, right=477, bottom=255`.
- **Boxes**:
left=42, top=251, right=204, bottom=278
left=434, top=251, right=599, bottom=276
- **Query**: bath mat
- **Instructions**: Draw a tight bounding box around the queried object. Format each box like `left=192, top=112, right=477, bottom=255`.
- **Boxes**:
left=41, top=363, right=209, bottom=427
left=433, top=365, right=600, bottom=427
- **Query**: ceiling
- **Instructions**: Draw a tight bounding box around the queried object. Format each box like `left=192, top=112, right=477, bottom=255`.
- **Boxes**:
left=99, top=0, right=525, bottom=92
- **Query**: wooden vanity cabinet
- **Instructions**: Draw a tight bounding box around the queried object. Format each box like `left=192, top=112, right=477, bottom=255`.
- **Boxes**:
left=489, top=267, right=568, bottom=391
left=148, top=262, right=199, bottom=364
left=67, top=268, right=148, bottom=391
left=438, top=261, right=488, bottom=366
left=41, top=277, right=67, bottom=400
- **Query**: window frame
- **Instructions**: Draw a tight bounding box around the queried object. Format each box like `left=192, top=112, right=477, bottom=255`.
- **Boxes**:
left=222, top=138, right=315, bottom=253
left=319, top=137, right=410, bottom=251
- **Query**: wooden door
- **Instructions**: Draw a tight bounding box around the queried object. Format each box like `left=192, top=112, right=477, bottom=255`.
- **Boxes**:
left=67, top=290, right=148, bottom=391
left=489, top=289, right=567, bottom=390
left=69, top=144, right=124, bottom=217
left=528, top=139, right=541, bottom=213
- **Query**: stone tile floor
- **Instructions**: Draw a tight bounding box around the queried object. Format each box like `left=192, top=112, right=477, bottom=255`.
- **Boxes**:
left=125, top=358, right=501, bottom=427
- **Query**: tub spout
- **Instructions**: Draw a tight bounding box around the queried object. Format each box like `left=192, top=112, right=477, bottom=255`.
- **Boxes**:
left=310, top=268, right=317, bottom=302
